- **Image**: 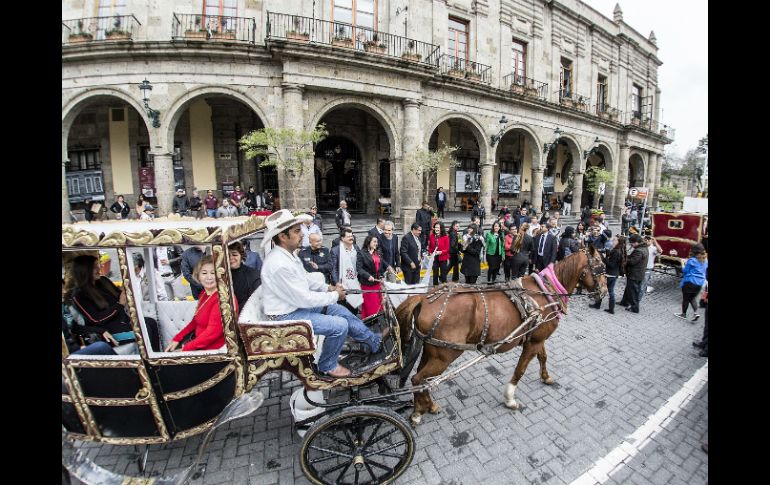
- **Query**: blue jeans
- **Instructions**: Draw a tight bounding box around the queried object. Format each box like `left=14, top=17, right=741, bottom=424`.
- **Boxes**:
left=283, top=304, right=381, bottom=373
left=605, top=276, right=617, bottom=310
left=639, top=270, right=652, bottom=302
left=72, top=341, right=117, bottom=356
left=206, top=209, right=217, bottom=218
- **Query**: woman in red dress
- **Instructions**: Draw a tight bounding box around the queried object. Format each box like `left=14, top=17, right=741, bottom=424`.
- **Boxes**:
left=357, top=235, right=393, bottom=319
left=428, top=222, right=450, bottom=285
left=164, top=256, right=237, bottom=351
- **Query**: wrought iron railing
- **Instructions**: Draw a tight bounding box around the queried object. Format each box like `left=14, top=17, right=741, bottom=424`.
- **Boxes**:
left=438, top=54, right=491, bottom=83
left=554, top=89, right=591, bottom=112
left=503, top=73, right=548, bottom=100
left=62, top=15, right=141, bottom=44
left=266, top=12, right=440, bottom=66
left=172, top=13, right=256, bottom=43
left=592, top=104, right=621, bottom=121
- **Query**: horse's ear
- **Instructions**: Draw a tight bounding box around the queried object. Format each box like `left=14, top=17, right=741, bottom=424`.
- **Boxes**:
left=587, top=244, right=596, bottom=256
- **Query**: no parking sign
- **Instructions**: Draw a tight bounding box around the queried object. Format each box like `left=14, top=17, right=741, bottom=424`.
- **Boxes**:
left=628, top=187, right=648, bottom=200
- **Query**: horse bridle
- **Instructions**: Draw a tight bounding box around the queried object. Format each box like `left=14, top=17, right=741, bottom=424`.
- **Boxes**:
left=580, top=249, right=606, bottom=298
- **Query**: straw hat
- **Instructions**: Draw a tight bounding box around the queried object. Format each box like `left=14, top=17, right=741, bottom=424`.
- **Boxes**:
left=261, top=209, right=312, bottom=249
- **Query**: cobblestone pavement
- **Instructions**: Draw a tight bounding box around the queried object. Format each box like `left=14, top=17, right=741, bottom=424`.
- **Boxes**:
left=71, top=263, right=708, bottom=484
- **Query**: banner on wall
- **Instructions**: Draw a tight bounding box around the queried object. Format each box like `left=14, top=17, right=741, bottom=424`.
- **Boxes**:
left=498, top=173, right=521, bottom=194
left=455, top=171, right=480, bottom=192
left=543, top=176, right=555, bottom=194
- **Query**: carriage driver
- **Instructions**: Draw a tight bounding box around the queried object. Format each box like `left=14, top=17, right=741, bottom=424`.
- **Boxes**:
left=260, top=210, right=389, bottom=378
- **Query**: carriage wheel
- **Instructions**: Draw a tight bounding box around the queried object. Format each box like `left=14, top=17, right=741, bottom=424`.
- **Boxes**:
left=300, top=405, right=415, bottom=485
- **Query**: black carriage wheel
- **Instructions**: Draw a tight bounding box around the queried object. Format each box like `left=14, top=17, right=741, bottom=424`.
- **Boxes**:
left=300, top=405, right=415, bottom=485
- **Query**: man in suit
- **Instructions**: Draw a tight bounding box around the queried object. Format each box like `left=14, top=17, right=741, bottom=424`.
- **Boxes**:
left=335, top=200, right=351, bottom=231
left=378, top=220, right=400, bottom=273
left=400, top=223, right=423, bottom=284
left=368, top=217, right=386, bottom=239
left=415, top=202, right=433, bottom=248
left=329, top=228, right=360, bottom=284
left=533, top=219, right=559, bottom=271
left=619, top=234, right=648, bottom=313
left=435, top=187, right=447, bottom=218
left=299, top=233, right=333, bottom=284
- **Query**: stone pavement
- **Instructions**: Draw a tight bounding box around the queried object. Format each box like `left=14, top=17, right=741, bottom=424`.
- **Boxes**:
left=71, top=267, right=708, bottom=485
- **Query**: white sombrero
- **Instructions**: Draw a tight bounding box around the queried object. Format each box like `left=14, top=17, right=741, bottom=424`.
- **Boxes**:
left=261, top=209, right=313, bottom=248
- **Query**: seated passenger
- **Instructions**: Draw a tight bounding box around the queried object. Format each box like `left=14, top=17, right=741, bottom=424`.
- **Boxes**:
left=164, top=256, right=236, bottom=352
left=70, top=255, right=161, bottom=352
left=133, top=253, right=169, bottom=302
left=62, top=279, right=116, bottom=356
left=229, top=241, right=260, bottom=309
left=260, top=210, right=388, bottom=377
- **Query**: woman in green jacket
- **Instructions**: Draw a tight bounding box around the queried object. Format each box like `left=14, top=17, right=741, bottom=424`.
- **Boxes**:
left=485, top=221, right=505, bottom=283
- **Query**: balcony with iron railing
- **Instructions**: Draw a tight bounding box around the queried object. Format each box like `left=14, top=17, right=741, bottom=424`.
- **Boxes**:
left=593, top=102, right=621, bottom=122
left=555, top=88, right=591, bottom=112
left=266, top=12, right=440, bottom=66
left=62, top=15, right=141, bottom=44
left=438, top=54, right=491, bottom=84
left=503, top=73, right=548, bottom=100
left=172, top=13, right=256, bottom=43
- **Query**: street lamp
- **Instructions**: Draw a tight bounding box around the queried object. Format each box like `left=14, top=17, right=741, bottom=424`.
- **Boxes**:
left=138, top=78, right=161, bottom=128
left=542, top=127, right=562, bottom=154
left=490, top=115, right=509, bottom=146
left=583, top=136, right=600, bottom=160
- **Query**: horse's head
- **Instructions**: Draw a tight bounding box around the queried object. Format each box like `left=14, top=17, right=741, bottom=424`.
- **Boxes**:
left=579, top=246, right=608, bottom=299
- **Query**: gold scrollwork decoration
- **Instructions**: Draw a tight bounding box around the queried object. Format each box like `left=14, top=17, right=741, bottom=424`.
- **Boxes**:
left=247, top=326, right=312, bottom=353
left=163, top=363, right=235, bottom=401
left=174, top=418, right=217, bottom=441
left=223, top=216, right=267, bottom=241
left=118, top=248, right=150, bottom=361
left=84, top=396, right=149, bottom=406
left=62, top=227, right=101, bottom=247
left=148, top=355, right=231, bottom=366
left=246, top=358, right=285, bottom=391
left=67, top=359, right=143, bottom=368
left=287, top=356, right=400, bottom=390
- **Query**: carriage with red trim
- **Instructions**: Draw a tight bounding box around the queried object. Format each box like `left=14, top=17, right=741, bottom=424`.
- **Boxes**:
left=650, top=211, right=707, bottom=275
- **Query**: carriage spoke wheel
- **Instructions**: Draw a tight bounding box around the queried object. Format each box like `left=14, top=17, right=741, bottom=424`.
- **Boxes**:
left=300, top=405, right=415, bottom=485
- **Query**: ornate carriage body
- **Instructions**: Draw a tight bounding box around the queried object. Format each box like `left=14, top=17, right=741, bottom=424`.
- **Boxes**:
left=650, top=211, right=706, bottom=269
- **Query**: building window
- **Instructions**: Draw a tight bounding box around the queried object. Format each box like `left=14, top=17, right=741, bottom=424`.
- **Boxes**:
left=139, top=146, right=183, bottom=169
left=448, top=17, right=469, bottom=60
left=95, top=0, right=126, bottom=40
left=67, top=149, right=102, bottom=172
left=204, top=0, right=237, bottom=31
left=631, top=84, right=642, bottom=119
left=511, top=39, right=527, bottom=83
left=560, top=58, right=573, bottom=99
left=597, top=74, right=608, bottom=112
left=333, top=0, right=376, bottom=29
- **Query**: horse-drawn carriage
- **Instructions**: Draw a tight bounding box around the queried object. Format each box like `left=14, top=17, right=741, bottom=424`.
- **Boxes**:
left=650, top=211, right=707, bottom=275
left=62, top=215, right=607, bottom=484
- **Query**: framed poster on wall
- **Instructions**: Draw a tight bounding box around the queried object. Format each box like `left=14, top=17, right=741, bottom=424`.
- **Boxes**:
left=455, top=171, right=480, bottom=192
left=498, top=173, right=521, bottom=193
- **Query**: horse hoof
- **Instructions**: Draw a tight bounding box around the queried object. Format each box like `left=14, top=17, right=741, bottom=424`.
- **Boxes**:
left=410, top=414, right=422, bottom=427
left=542, top=377, right=554, bottom=385
left=429, top=403, right=442, bottom=414
left=505, top=400, right=519, bottom=410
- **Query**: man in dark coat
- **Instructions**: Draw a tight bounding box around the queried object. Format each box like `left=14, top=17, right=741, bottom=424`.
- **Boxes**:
left=400, top=223, right=423, bottom=284
left=181, top=246, right=205, bottom=298
left=335, top=200, right=351, bottom=231
left=378, top=220, right=400, bottom=272
left=298, top=233, right=333, bottom=284
left=533, top=222, right=559, bottom=271
left=228, top=242, right=261, bottom=308
left=368, top=217, right=385, bottom=238
left=435, top=187, right=447, bottom=218
left=619, top=234, right=648, bottom=313
left=329, top=228, right=361, bottom=284
left=415, top=202, right=433, bottom=248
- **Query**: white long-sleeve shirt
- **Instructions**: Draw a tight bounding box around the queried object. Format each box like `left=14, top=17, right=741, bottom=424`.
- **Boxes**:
left=261, top=246, right=338, bottom=315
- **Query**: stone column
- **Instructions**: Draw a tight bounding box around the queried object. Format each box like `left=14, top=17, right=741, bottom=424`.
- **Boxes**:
left=281, top=83, right=314, bottom=211
left=531, top=167, right=544, bottom=213
left=570, top=171, right=583, bottom=216
left=364, top=123, right=379, bottom=215
left=152, top=152, right=175, bottom=216
left=645, top=153, right=658, bottom=209
left=62, top=160, right=71, bottom=223
left=604, top=176, right=616, bottom=213
left=399, top=98, right=422, bottom=229
left=652, top=153, right=664, bottom=208
left=613, top=144, right=630, bottom=216
left=479, top=157, right=495, bottom=214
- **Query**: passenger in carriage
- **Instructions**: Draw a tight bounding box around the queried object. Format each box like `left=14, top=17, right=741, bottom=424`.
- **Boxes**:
left=165, top=255, right=235, bottom=352
left=69, top=255, right=161, bottom=352
left=133, top=254, right=169, bottom=302
left=62, top=279, right=116, bottom=356
left=358, top=235, right=394, bottom=318
left=228, top=241, right=261, bottom=310
left=260, top=210, right=389, bottom=378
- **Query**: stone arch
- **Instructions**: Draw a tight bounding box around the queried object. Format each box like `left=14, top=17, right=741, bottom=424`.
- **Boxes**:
left=424, top=111, right=488, bottom=163
left=308, top=98, right=400, bottom=161
left=163, top=85, right=272, bottom=153
left=555, top=133, right=583, bottom=172
left=595, top=142, right=615, bottom=172
left=62, top=88, right=152, bottom=158
left=628, top=152, right=646, bottom=187
left=495, top=124, right=543, bottom=169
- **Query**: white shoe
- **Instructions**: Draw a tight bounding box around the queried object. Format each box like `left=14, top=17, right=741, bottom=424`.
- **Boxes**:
left=646, top=286, right=654, bottom=293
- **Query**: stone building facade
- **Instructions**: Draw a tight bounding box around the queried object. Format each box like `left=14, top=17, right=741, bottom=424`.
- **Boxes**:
left=62, top=0, right=672, bottom=225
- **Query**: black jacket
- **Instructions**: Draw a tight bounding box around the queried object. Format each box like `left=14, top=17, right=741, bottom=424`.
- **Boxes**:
left=298, top=246, right=333, bottom=283
left=109, top=202, right=130, bottom=218
left=514, top=233, right=535, bottom=259
left=605, top=249, right=624, bottom=277
left=368, top=227, right=382, bottom=239
left=435, top=191, right=447, bottom=207
left=415, top=208, right=433, bottom=232
left=400, top=232, right=422, bottom=269
left=71, top=277, right=133, bottom=337
left=172, top=195, right=190, bottom=213
left=378, top=234, right=400, bottom=269
left=335, top=207, right=350, bottom=230
left=357, top=250, right=392, bottom=286
left=330, top=244, right=361, bottom=284
left=556, top=237, right=580, bottom=261
left=189, top=196, right=202, bottom=211
left=625, top=246, right=649, bottom=281
left=231, top=264, right=260, bottom=308
left=460, top=235, right=483, bottom=277
left=448, top=230, right=462, bottom=255
left=533, top=232, right=558, bottom=269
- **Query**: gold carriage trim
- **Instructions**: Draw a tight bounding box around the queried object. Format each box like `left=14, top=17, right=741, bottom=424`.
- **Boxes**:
left=63, top=362, right=101, bottom=438
left=146, top=354, right=233, bottom=366
left=654, top=235, right=703, bottom=245
left=66, top=359, right=144, bottom=368
left=83, top=396, right=150, bottom=406
left=163, top=363, right=236, bottom=401
left=246, top=357, right=286, bottom=391
left=241, top=324, right=315, bottom=355
left=62, top=394, right=73, bottom=403
left=173, top=417, right=218, bottom=441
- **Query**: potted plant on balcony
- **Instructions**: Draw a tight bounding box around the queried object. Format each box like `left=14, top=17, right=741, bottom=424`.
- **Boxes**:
left=510, top=79, right=525, bottom=94
left=401, top=40, right=422, bottom=62
left=364, top=33, right=386, bottom=54
left=465, top=64, right=482, bottom=81
left=332, top=25, right=353, bottom=48
left=448, top=59, right=464, bottom=78
left=287, top=16, right=309, bottom=41
left=575, top=96, right=588, bottom=112
left=69, top=20, right=93, bottom=43
left=105, top=16, right=131, bottom=40
left=184, top=16, right=207, bottom=39
left=524, top=79, right=538, bottom=96
left=560, top=96, right=574, bottom=108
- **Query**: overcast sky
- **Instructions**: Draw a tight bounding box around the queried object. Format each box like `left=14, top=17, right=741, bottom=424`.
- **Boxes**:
left=583, top=0, right=708, bottom=157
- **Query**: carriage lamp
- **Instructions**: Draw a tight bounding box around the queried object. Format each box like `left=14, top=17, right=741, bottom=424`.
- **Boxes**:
left=138, top=78, right=161, bottom=128
left=583, top=137, right=601, bottom=159
left=542, top=127, right=562, bottom=154
left=490, top=115, right=509, bottom=147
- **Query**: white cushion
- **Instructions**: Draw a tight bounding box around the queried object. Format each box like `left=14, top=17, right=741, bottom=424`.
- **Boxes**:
left=156, top=300, right=198, bottom=348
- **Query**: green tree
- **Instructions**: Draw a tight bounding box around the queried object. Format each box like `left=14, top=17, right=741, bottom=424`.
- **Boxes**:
left=239, top=123, right=328, bottom=210
left=403, top=143, right=461, bottom=204
left=583, top=166, right=612, bottom=207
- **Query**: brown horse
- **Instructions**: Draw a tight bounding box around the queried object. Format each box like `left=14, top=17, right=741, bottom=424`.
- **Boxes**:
left=395, top=247, right=607, bottom=426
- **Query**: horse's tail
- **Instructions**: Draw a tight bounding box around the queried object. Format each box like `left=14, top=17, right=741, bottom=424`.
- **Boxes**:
left=396, top=296, right=424, bottom=387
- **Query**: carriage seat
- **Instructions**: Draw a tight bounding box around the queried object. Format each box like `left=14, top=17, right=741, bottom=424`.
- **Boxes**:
left=237, top=277, right=324, bottom=361
left=156, top=300, right=199, bottom=349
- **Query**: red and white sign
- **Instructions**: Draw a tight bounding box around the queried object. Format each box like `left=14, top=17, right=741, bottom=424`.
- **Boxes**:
left=139, top=168, right=156, bottom=197
left=628, top=187, right=648, bottom=199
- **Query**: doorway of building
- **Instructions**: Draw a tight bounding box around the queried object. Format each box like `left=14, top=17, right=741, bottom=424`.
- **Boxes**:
left=314, top=137, right=362, bottom=211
